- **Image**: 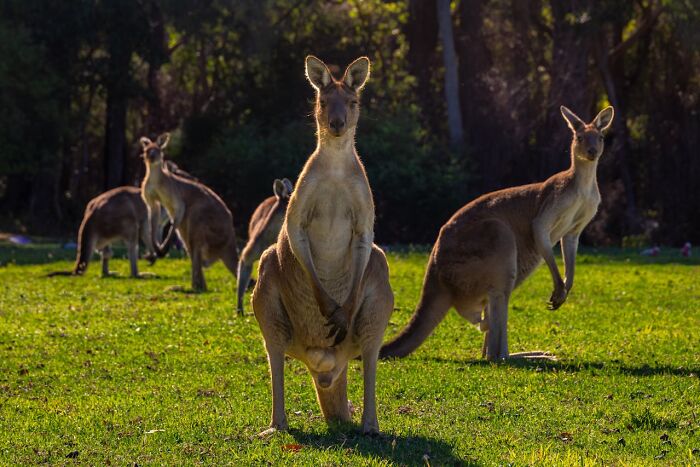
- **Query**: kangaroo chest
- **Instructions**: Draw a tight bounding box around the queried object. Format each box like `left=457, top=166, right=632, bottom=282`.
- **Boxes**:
left=547, top=189, right=600, bottom=244
left=305, top=180, right=355, bottom=271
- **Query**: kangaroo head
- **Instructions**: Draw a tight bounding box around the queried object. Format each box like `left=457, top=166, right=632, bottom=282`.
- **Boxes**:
left=305, top=55, right=370, bottom=138
left=139, top=132, right=170, bottom=164
left=561, top=106, right=614, bottom=162
left=273, top=178, right=293, bottom=202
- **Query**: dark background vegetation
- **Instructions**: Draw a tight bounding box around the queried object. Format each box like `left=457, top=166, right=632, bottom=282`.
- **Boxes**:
left=0, top=0, right=697, bottom=245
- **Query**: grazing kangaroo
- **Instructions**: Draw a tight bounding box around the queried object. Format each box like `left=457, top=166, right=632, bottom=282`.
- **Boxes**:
left=47, top=186, right=166, bottom=278
left=252, top=56, right=394, bottom=436
left=140, top=133, right=239, bottom=292
left=236, top=178, right=293, bottom=315
left=380, top=105, right=614, bottom=361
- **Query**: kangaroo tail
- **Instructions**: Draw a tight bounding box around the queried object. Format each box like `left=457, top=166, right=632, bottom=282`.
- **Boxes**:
left=72, top=216, right=95, bottom=275
left=379, top=268, right=451, bottom=359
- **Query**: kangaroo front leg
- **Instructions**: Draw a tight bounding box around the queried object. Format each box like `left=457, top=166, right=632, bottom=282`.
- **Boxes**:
left=343, top=231, right=372, bottom=317
left=158, top=208, right=183, bottom=257
left=561, top=232, right=580, bottom=293
left=533, top=221, right=567, bottom=310
left=286, top=222, right=343, bottom=332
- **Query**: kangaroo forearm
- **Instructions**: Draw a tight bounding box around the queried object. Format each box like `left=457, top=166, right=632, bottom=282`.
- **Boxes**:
left=345, top=233, right=372, bottom=306
left=534, top=227, right=563, bottom=287
left=287, top=225, right=334, bottom=310
left=561, top=233, right=579, bottom=290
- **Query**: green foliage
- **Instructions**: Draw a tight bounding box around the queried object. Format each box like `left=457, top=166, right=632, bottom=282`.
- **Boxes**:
left=0, top=246, right=698, bottom=464
left=0, top=19, right=63, bottom=174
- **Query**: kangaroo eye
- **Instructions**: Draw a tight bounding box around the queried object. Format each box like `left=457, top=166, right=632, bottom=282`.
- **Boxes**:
left=576, top=136, right=582, bottom=143
left=351, top=100, right=359, bottom=106
left=319, top=100, right=326, bottom=108
left=599, top=135, right=604, bottom=141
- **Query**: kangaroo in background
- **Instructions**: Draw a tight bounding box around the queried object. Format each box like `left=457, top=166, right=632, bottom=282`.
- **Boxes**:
left=252, top=56, right=393, bottom=436
left=380, top=105, right=614, bottom=361
left=140, top=133, right=239, bottom=292
left=47, top=186, right=169, bottom=278
left=236, top=178, right=293, bottom=315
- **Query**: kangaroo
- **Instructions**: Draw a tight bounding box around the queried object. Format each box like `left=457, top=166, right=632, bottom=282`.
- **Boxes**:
left=380, top=105, right=614, bottom=361
left=252, top=56, right=394, bottom=436
left=47, top=186, right=168, bottom=278
left=236, top=178, right=293, bottom=315
left=140, top=133, right=239, bottom=292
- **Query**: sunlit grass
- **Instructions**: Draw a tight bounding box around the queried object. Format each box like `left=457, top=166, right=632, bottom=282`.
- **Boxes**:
left=0, top=244, right=698, bottom=464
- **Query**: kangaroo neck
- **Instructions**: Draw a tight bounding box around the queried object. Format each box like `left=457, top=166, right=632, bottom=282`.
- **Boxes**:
left=316, top=127, right=356, bottom=160
left=146, top=162, right=168, bottom=186
left=569, top=151, right=598, bottom=189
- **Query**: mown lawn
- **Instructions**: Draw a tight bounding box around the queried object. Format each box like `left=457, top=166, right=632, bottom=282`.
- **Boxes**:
left=0, top=243, right=698, bottom=465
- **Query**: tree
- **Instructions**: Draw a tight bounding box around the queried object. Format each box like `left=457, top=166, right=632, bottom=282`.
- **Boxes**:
left=436, top=0, right=464, bottom=151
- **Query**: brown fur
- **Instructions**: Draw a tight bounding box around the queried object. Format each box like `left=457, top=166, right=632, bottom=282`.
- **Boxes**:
left=380, top=105, right=614, bottom=361
left=252, top=56, right=393, bottom=436
left=236, top=178, right=293, bottom=314
left=48, top=186, right=159, bottom=278
left=140, top=133, right=239, bottom=292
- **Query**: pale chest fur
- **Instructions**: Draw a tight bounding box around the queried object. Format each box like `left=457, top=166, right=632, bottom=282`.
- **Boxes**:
left=144, top=176, right=179, bottom=221
left=546, top=184, right=600, bottom=244
left=297, top=153, right=373, bottom=275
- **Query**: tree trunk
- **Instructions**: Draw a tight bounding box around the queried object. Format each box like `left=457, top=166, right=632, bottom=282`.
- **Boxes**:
left=104, top=86, right=128, bottom=190
left=436, top=0, right=464, bottom=151
left=406, top=0, right=439, bottom=131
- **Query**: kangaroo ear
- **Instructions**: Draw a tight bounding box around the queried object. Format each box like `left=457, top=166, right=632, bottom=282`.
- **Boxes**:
left=593, top=106, right=615, bottom=133
left=305, top=55, right=332, bottom=90
left=281, top=178, right=294, bottom=196
left=273, top=179, right=285, bottom=198
left=560, top=106, right=586, bottom=133
left=156, top=132, right=170, bottom=149
left=139, top=136, right=152, bottom=149
left=343, top=56, right=370, bottom=91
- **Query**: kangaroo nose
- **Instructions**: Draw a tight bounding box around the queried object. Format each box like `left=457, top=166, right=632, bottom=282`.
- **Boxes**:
left=330, top=119, right=345, bottom=133
left=587, top=148, right=596, bottom=156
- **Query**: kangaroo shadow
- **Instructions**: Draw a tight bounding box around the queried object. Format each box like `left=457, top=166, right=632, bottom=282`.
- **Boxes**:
left=423, top=356, right=699, bottom=377
left=287, top=425, right=478, bottom=466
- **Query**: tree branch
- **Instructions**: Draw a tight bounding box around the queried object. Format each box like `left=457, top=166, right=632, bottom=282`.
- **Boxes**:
left=608, top=3, right=665, bottom=63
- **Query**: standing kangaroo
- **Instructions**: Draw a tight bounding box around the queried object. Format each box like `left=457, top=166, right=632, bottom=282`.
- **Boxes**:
left=252, top=56, right=394, bottom=436
left=380, top=106, right=614, bottom=361
left=140, top=133, right=239, bottom=292
left=47, top=186, right=166, bottom=278
left=236, top=178, right=293, bottom=315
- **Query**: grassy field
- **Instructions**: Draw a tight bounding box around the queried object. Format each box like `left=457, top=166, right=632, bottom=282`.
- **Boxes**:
left=0, top=243, right=698, bottom=465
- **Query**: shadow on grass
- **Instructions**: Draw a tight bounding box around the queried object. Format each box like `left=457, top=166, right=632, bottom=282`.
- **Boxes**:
left=424, top=356, right=699, bottom=377
left=288, top=424, right=477, bottom=466
left=0, top=243, right=188, bottom=266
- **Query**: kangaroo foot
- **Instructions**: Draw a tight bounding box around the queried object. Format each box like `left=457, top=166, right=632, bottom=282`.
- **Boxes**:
left=257, top=421, right=288, bottom=438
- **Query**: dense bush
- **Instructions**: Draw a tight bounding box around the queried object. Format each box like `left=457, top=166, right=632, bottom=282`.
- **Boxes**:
left=169, top=108, right=470, bottom=244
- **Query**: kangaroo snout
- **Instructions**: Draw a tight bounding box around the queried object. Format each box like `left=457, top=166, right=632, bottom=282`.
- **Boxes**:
left=329, top=118, right=345, bottom=135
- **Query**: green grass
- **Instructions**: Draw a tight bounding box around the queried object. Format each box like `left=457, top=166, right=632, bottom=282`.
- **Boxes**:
left=0, top=243, right=699, bottom=465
